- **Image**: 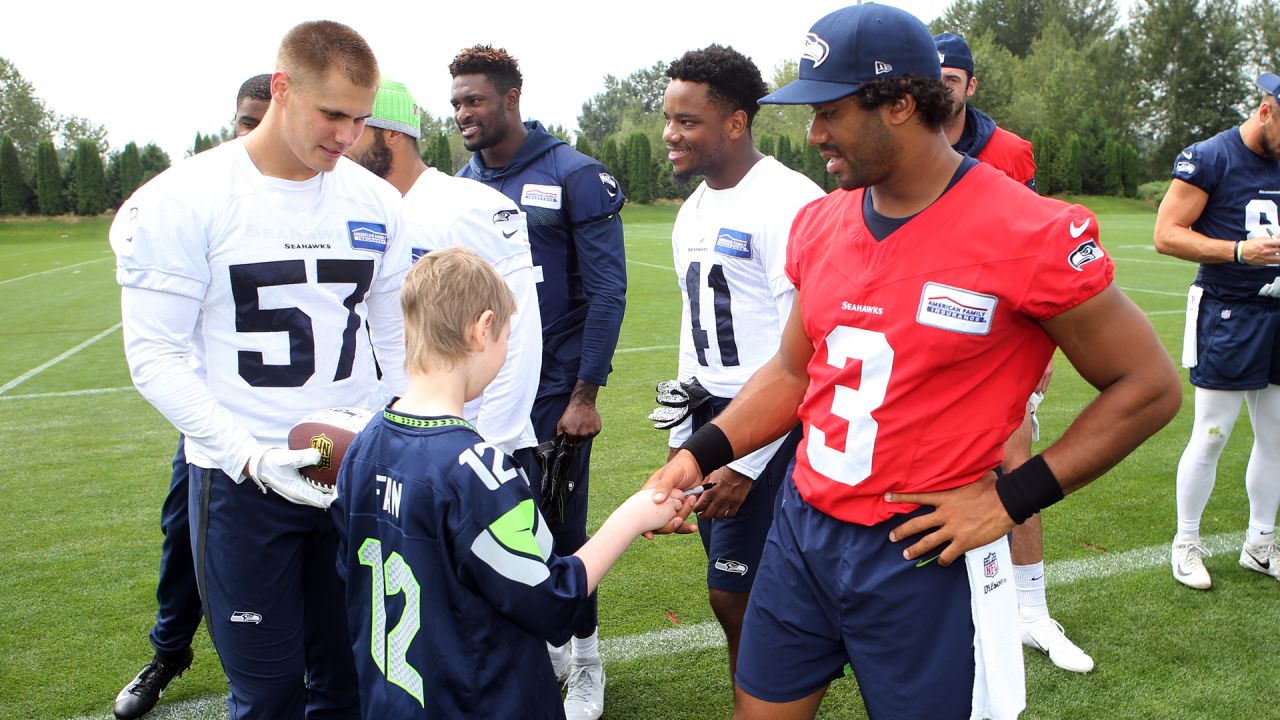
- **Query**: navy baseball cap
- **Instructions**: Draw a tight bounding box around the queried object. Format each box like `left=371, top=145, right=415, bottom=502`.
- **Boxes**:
left=1258, top=72, right=1280, bottom=97
left=759, top=4, right=941, bottom=106
left=934, top=32, right=974, bottom=75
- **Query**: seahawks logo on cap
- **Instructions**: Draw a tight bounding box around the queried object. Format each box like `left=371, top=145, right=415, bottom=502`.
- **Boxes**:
left=803, top=32, right=830, bottom=68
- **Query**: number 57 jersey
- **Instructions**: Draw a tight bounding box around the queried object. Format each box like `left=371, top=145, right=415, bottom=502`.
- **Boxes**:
left=786, top=163, right=1114, bottom=526
left=110, top=140, right=410, bottom=469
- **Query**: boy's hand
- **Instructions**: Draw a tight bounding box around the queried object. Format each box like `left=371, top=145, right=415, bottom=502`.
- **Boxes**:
left=642, top=451, right=702, bottom=536
left=620, top=488, right=694, bottom=537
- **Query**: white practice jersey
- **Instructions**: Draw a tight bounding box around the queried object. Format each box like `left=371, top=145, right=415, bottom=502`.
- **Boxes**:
left=668, top=156, right=824, bottom=477
left=110, top=139, right=410, bottom=477
left=403, top=168, right=542, bottom=454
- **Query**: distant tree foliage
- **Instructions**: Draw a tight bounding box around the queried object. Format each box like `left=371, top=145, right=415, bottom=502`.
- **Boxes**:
left=0, top=134, right=31, bottom=215
left=574, top=135, right=595, bottom=160
left=72, top=139, right=107, bottom=215
left=189, top=132, right=218, bottom=156
left=577, top=62, right=669, bottom=148
left=624, top=132, right=654, bottom=203
left=139, top=144, right=170, bottom=183
left=34, top=139, right=63, bottom=215
left=0, top=58, right=58, bottom=158
left=106, top=142, right=144, bottom=207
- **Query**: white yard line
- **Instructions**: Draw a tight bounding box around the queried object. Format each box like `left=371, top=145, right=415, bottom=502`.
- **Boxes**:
left=0, top=256, right=112, bottom=287
left=66, top=530, right=1243, bottom=720
left=626, top=259, right=672, bottom=271
left=1120, top=285, right=1186, bottom=298
left=0, top=385, right=134, bottom=401
left=0, top=323, right=122, bottom=395
left=614, top=344, right=678, bottom=354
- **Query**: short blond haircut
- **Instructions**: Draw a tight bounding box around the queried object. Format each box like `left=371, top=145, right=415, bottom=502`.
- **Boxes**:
left=401, top=248, right=516, bottom=372
left=277, top=20, right=379, bottom=90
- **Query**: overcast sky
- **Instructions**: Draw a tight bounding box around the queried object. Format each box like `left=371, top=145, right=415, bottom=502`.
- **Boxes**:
left=2, top=0, right=952, bottom=163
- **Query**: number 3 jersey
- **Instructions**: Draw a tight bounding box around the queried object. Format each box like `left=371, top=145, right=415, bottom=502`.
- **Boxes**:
left=332, top=409, right=589, bottom=719
left=786, top=162, right=1114, bottom=525
left=109, top=139, right=410, bottom=476
left=668, top=156, right=824, bottom=477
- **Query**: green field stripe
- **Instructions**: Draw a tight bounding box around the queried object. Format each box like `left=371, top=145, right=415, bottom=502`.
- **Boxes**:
left=65, top=531, right=1245, bottom=720
left=0, top=322, right=122, bottom=395
left=0, top=255, right=112, bottom=286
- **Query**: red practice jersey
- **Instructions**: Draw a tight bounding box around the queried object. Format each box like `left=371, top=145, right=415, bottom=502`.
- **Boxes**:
left=976, top=126, right=1036, bottom=187
left=785, top=162, right=1113, bottom=525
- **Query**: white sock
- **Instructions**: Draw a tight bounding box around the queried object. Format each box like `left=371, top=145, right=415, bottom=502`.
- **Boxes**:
left=572, top=630, right=600, bottom=665
left=1244, top=387, right=1280, bottom=547
left=1177, top=388, right=1245, bottom=538
left=1014, top=562, right=1048, bottom=621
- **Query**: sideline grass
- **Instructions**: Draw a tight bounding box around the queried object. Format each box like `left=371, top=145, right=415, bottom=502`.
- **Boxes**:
left=1, top=201, right=1275, bottom=719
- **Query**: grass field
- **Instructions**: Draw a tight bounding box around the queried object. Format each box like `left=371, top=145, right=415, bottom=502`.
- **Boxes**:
left=1, top=199, right=1276, bottom=720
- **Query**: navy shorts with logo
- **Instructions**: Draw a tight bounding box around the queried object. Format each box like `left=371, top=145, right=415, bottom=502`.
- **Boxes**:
left=1190, top=290, right=1280, bottom=390
left=735, top=471, right=977, bottom=717
left=691, top=396, right=800, bottom=594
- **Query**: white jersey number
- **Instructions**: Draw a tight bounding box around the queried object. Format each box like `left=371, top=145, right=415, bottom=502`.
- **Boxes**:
left=358, top=538, right=425, bottom=707
left=806, top=326, right=894, bottom=486
left=1245, top=199, right=1279, bottom=239
left=229, top=259, right=375, bottom=387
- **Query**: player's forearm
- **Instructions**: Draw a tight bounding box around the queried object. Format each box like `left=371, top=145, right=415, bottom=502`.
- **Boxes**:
left=711, top=353, right=807, bottom=460
left=1154, top=223, right=1235, bottom=264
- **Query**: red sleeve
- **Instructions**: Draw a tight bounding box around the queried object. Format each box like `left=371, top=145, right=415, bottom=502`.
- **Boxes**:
left=1019, top=206, right=1114, bottom=320
left=978, top=127, right=1037, bottom=186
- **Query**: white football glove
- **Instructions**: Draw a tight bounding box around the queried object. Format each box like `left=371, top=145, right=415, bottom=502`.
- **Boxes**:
left=243, top=446, right=333, bottom=509
left=1259, top=279, right=1280, bottom=299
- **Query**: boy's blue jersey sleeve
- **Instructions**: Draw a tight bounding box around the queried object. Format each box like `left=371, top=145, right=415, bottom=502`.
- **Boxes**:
left=564, top=165, right=627, bottom=387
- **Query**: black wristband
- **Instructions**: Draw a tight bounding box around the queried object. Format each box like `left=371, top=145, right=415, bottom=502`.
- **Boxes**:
left=994, top=455, right=1064, bottom=524
left=679, top=423, right=735, bottom=478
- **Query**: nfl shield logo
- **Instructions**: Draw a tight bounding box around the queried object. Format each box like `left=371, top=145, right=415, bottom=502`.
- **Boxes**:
left=983, top=552, right=998, bottom=578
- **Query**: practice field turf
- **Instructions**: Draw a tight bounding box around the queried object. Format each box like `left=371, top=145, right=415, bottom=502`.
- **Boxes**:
left=1, top=199, right=1276, bottom=720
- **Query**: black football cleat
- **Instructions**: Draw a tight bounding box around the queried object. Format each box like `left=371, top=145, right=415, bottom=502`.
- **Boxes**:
left=113, top=647, right=193, bottom=719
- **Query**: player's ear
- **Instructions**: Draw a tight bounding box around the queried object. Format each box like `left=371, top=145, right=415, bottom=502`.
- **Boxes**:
left=504, top=87, right=521, bottom=112
left=725, top=108, right=749, bottom=142
left=967, top=74, right=977, bottom=98
left=270, top=71, right=290, bottom=105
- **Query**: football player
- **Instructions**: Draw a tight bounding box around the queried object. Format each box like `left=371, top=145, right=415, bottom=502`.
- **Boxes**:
left=658, top=44, right=823, bottom=684
left=646, top=6, right=1180, bottom=718
left=331, top=248, right=687, bottom=720
left=1157, top=71, right=1280, bottom=590
left=348, top=77, right=541, bottom=459
left=110, top=22, right=408, bottom=719
left=450, top=44, right=626, bottom=720
left=111, top=71, right=272, bottom=720
left=935, top=30, right=1092, bottom=674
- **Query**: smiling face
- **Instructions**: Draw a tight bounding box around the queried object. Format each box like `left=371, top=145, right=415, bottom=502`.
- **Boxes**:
left=807, top=95, right=896, bottom=191
left=277, top=66, right=376, bottom=176
left=450, top=74, right=514, bottom=152
left=662, top=79, right=733, bottom=185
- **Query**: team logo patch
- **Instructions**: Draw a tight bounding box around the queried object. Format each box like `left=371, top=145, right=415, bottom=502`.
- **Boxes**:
left=983, top=552, right=999, bottom=578
left=492, top=208, right=522, bottom=239
left=600, top=172, right=619, bottom=199
left=875, top=60, right=893, bottom=75
left=1222, top=309, right=1232, bottom=320
left=916, top=282, right=997, bottom=335
left=1068, top=239, right=1104, bottom=271
left=230, top=611, right=262, bottom=624
left=802, top=32, right=830, bottom=68
left=938, top=51, right=946, bottom=64
left=521, top=183, right=562, bottom=210
left=1175, top=161, right=1196, bottom=175
left=714, top=228, right=753, bottom=259
left=714, top=558, right=749, bottom=576
left=347, top=221, right=388, bottom=253
left=410, top=247, right=429, bottom=263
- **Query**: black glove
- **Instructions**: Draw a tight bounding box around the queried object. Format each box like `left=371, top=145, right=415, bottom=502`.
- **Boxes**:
left=534, top=434, right=577, bottom=524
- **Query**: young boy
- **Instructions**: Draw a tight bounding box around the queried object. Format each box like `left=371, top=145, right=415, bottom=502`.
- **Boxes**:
left=331, top=248, right=687, bottom=719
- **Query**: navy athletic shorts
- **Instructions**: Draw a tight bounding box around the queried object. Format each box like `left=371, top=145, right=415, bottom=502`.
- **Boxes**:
left=1189, top=290, right=1280, bottom=390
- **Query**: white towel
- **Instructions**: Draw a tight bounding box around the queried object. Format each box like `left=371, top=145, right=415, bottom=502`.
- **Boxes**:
left=1182, top=284, right=1203, bottom=368
left=965, top=535, right=1025, bottom=720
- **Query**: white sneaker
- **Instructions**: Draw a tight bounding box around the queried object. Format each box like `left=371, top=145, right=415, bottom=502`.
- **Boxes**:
left=547, top=642, right=571, bottom=685
left=563, top=660, right=605, bottom=720
left=1020, top=616, right=1095, bottom=673
left=1239, top=540, right=1280, bottom=580
left=1172, top=539, right=1212, bottom=590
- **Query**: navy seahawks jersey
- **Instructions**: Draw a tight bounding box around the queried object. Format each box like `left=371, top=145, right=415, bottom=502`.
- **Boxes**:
left=331, top=408, right=589, bottom=719
left=459, top=121, right=626, bottom=397
left=1172, top=127, right=1280, bottom=300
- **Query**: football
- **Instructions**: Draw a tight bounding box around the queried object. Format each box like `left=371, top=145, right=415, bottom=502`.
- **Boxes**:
left=287, top=407, right=375, bottom=491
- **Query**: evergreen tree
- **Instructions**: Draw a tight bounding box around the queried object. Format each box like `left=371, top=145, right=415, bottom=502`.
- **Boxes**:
left=0, top=58, right=59, bottom=157
left=575, top=135, right=595, bottom=160
left=34, top=139, right=63, bottom=215
left=73, top=138, right=108, bottom=215
left=1060, top=133, right=1085, bottom=195
left=1121, top=143, right=1141, bottom=197
left=118, top=142, right=144, bottom=201
left=1102, top=139, right=1125, bottom=196
left=602, top=137, right=623, bottom=191
left=624, top=132, right=653, bottom=203
left=1030, top=127, right=1061, bottom=195
left=776, top=135, right=794, bottom=171
left=0, top=134, right=30, bottom=215
left=801, top=143, right=831, bottom=192
left=139, top=143, right=170, bottom=183
left=756, top=134, right=776, bottom=159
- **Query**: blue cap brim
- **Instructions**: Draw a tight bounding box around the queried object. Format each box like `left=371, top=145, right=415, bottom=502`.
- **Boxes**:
left=759, top=77, right=864, bottom=106
left=1258, top=72, right=1280, bottom=96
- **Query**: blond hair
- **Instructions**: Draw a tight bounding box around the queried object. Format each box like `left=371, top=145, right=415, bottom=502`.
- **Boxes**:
left=277, top=20, right=379, bottom=90
left=401, top=248, right=516, bottom=372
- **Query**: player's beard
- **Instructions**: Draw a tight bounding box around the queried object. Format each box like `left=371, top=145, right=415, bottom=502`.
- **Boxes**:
left=353, top=129, right=393, bottom=179
left=461, top=113, right=508, bottom=152
left=671, top=138, right=724, bottom=184
left=832, top=110, right=896, bottom=191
